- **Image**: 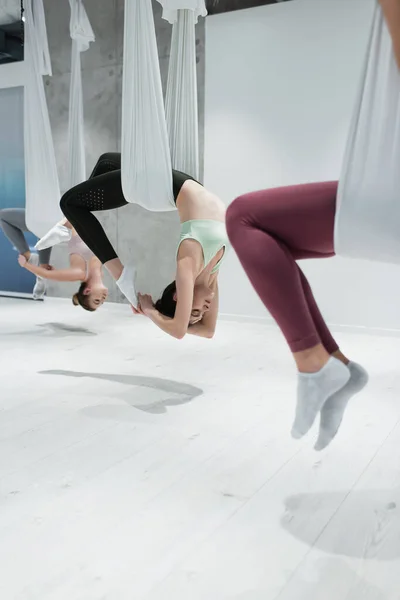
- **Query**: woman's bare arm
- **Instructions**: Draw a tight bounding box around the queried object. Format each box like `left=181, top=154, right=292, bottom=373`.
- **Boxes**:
left=380, top=0, right=400, bottom=68
left=187, top=280, right=219, bottom=339
left=142, top=259, right=196, bottom=339
left=23, top=262, right=85, bottom=282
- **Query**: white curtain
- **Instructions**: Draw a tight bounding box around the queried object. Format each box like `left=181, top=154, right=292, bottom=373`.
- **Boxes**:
left=121, top=0, right=174, bottom=211
left=68, top=0, right=95, bottom=189
left=121, top=0, right=206, bottom=209
left=25, top=0, right=62, bottom=238
left=335, top=4, right=400, bottom=264
left=165, top=9, right=199, bottom=179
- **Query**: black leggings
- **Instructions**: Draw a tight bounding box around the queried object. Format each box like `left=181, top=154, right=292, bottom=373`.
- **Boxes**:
left=60, top=153, right=129, bottom=264
left=60, top=153, right=199, bottom=264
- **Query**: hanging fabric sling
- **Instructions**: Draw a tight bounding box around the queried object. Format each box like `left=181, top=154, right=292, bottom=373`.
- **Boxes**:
left=121, top=0, right=206, bottom=211
left=68, top=0, right=95, bottom=188
left=165, top=8, right=199, bottom=179
left=25, top=0, right=94, bottom=238
left=24, top=0, right=62, bottom=238
left=335, top=2, right=400, bottom=264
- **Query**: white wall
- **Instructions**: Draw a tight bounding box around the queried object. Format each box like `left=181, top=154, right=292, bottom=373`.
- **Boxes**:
left=205, top=0, right=400, bottom=332
left=0, top=62, right=26, bottom=90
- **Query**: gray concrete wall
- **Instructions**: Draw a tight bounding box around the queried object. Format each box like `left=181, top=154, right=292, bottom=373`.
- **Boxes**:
left=43, top=0, right=205, bottom=303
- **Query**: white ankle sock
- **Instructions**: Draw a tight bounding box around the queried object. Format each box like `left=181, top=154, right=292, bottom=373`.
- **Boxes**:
left=116, top=265, right=138, bottom=308
left=35, top=223, right=71, bottom=251
left=33, top=277, right=46, bottom=300
left=28, top=254, right=46, bottom=300
left=314, top=362, right=369, bottom=451
left=28, top=253, right=39, bottom=267
left=291, top=357, right=350, bottom=439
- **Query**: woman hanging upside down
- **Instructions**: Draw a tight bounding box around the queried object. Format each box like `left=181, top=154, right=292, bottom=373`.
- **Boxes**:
left=19, top=151, right=116, bottom=311
left=39, top=152, right=228, bottom=339
left=18, top=224, right=108, bottom=312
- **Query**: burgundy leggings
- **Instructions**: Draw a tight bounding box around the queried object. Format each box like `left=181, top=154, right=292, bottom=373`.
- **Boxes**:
left=225, top=181, right=339, bottom=354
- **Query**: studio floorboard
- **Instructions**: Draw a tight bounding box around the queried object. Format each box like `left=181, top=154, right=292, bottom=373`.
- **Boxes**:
left=0, top=297, right=399, bottom=599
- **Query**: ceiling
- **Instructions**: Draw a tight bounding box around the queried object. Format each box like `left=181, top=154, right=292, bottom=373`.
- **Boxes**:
left=0, top=0, right=22, bottom=64
left=0, top=0, right=293, bottom=28
left=0, top=0, right=292, bottom=26
left=0, top=0, right=289, bottom=65
left=206, top=0, right=290, bottom=15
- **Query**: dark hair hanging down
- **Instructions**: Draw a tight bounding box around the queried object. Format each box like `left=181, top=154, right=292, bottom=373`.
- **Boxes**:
left=155, top=281, right=177, bottom=318
left=72, top=282, right=95, bottom=312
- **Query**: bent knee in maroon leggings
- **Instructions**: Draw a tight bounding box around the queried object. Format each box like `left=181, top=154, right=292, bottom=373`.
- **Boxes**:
left=226, top=182, right=339, bottom=354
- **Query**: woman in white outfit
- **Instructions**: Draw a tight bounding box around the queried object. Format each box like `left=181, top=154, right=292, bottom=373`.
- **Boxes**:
left=18, top=222, right=108, bottom=312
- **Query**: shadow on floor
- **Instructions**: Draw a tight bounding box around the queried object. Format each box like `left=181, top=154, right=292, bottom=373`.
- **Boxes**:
left=1, top=322, right=97, bottom=337
left=39, top=369, right=203, bottom=414
left=282, top=490, right=400, bottom=560
left=37, top=322, right=97, bottom=336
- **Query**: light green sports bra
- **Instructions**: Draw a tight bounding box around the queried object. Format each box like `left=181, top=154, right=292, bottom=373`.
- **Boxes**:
left=177, top=219, right=229, bottom=274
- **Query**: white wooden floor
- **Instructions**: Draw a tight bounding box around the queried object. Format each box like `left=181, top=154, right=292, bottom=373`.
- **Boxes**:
left=1, top=296, right=400, bottom=600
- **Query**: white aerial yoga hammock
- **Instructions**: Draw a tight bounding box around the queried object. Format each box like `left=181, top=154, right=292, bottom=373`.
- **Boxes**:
left=24, top=0, right=62, bottom=238
left=121, top=0, right=206, bottom=211
left=67, top=0, right=95, bottom=189
left=25, top=0, right=93, bottom=238
left=335, top=2, right=400, bottom=264
left=165, top=8, right=200, bottom=179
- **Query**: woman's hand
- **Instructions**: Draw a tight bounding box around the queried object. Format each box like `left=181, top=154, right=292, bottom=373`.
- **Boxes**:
left=131, top=304, right=144, bottom=315
left=18, top=255, right=27, bottom=268
left=138, top=293, right=155, bottom=316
